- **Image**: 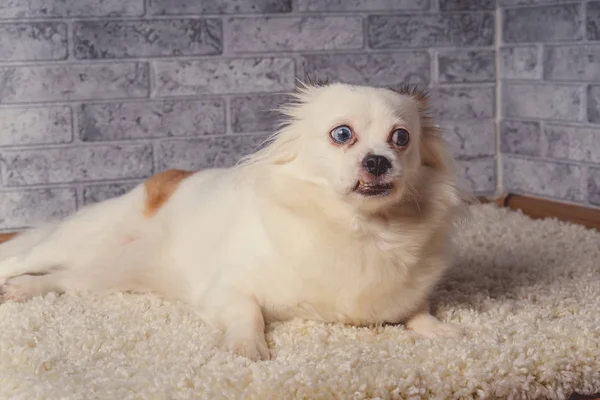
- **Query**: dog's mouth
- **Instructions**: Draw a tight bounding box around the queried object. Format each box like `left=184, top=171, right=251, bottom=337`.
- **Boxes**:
left=353, top=180, right=394, bottom=197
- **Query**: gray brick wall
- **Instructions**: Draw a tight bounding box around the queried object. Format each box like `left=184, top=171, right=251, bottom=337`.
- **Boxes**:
left=0, top=0, right=498, bottom=230
left=499, top=0, right=600, bottom=206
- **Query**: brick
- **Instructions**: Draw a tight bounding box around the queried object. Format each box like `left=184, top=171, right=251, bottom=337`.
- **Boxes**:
left=589, top=86, right=600, bottom=124
left=0, top=189, right=77, bottom=229
left=587, top=167, right=600, bottom=206
left=231, top=94, right=288, bottom=133
left=83, top=182, right=138, bottom=205
left=74, top=19, right=222, bottom=60
left=499, top=46, right=541, bottom=80
left=503, top=157, right=583, bottom=202
left=502, top=84, right=582, bottom=121
left=588, top=1, right=600, bottom=40
left=502, top=4, right=582, bottom=43
left=544, top=124, right=600, bottom=163
left=500, top=120, right=543, bottom=157
left=439, top=0, right=494, bottom=10
left=158, top=135, right=267, bottom=171
left=0, top=23, right=66, bottom=62
left=0, top=63, right=149, bottom=104
left=442, top=120, right=495, bottom=159
left=152, top=58, right=294, bottom=97
left=1, top=144, right=153, bottom=186
left=226, top=17, right=363, bottom=53
left=502, top=121, right=600, bottom=163
left=458, top=157, right=496, bottom=193
left=430, top=87, right=495, bottom=120
left=79, top=100, right=226, bottom=141
left=297, top=0, right=429, bottom=11
left=438, top=50, right=495, bottom=83
left=544, top=45, right=600, bottom=82
left=0, top=0, right=143, bottom=18
left=498, top=0, right=568, bottom=5
left=0, top=107, right=72, bottom=146
left=367, top=13, right=494, bottom=49
left=302, top=52, right=430, bottom=87
left=148, top=0, right=291, bottom=15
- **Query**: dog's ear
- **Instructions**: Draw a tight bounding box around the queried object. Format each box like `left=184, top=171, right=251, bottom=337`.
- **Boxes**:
left=391, top=85, right=456, bottom=175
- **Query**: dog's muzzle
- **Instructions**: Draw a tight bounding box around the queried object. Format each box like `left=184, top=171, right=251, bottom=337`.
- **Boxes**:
left=354, top=155, right=395, bottom=197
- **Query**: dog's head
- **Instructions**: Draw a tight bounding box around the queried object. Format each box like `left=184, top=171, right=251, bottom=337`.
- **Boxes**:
left=241, top=82, right=458, bottom=212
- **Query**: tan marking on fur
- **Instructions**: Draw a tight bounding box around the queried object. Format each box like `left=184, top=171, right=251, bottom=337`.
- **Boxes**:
left=143, top=169, right=194, bottom=217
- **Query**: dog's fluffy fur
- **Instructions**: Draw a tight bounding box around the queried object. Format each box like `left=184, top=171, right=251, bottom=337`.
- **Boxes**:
left=0, top=82, right=469, bottom=360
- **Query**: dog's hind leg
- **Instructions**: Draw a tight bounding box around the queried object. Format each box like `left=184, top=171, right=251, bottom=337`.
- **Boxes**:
left=0, top=186, right=146, bottom=286
left=0, top=267, right=123, bottom=302
left=2, top=231, right=163, bottom=303
left=0, top=218, right=97, bottom=285
left=0, top=225, right=64, bottom=285
left=1, top=272, right=65, bottom=302
left=0, top=223, right=58, bottom=263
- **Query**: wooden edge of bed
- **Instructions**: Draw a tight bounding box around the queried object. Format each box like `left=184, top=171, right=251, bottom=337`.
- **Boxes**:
left=477, top=193, right=600, bottom=232
left=570, top=395, right=600, bottom=400
left=0, top=232, right=16, bottom=244
left=1, top=196, right=599, bottom=398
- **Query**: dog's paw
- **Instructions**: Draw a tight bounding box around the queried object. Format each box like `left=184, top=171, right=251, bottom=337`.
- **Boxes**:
left=416, top=321, right=464, bottom=338
left=406, top=314, right=464, bottom=338
left=223, top=333, right=270, bottom=361
left=1, top=275, right=39, bottom=302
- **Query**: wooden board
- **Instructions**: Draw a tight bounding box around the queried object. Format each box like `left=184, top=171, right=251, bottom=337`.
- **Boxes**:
left=503, top=194, right=600, bottom=231
left=0, top=232, right=16, bottom=244
left=570, top=394, right=600, bottom=400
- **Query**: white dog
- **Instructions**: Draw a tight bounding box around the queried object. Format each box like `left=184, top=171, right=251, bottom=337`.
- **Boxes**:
left=0, top=82, right=469, bottom=360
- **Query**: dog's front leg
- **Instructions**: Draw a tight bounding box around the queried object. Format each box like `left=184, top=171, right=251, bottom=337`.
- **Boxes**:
left=404, top=300, right=464, bottom=338
left=205, top=290, right=270, bottom=361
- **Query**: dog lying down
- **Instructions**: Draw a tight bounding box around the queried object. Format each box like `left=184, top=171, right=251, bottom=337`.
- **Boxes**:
left=0, top=82, right=470, bottom=361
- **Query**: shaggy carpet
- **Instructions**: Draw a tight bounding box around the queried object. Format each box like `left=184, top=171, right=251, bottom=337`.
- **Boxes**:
left=0, top=204, right=599, bottom=400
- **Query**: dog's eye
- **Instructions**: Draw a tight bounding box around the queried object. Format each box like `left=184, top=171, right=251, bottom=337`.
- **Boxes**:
left=330, top=125, right=353, bottom=144
left=391, top=128, right=410, bottom=147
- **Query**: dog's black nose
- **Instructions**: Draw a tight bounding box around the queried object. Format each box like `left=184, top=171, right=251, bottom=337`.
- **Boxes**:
left=362, top=155, right=392, bottom=177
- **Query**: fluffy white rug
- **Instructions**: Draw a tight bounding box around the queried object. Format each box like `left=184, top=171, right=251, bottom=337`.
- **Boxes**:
left=1, top=204, right=599, bottom=400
